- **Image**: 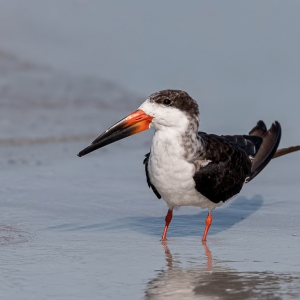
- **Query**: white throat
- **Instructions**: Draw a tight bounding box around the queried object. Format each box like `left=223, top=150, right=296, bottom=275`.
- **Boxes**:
left=139, top=94, right=219, bottom=211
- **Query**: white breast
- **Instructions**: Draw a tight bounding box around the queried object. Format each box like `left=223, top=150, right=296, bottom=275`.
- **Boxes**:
left=148, top=129, right=221, bottom=211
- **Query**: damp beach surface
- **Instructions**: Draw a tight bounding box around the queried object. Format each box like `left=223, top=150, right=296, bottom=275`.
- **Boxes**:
left=0, top=52, right=300, bottom=300
left=1, top=2, right=300, bottom=299
left=1, top=143, right=300, bottom=300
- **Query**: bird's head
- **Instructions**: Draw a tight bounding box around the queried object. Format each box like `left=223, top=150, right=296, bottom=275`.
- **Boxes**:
left=139, top=90, right=199, bottom=131
left=77, top=90, right=199, bottom=157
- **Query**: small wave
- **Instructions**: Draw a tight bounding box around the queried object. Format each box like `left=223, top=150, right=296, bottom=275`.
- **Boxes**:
left=0, top=225, right=33, bottom=246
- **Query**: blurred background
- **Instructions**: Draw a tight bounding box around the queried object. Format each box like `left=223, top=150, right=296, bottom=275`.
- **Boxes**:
left=1, top=2, right=300, bottom=299
left=0, top=0, right=300, bottom=142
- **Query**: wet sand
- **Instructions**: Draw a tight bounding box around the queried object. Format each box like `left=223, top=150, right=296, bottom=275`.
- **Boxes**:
left=0, top=51, right=300, bottom=299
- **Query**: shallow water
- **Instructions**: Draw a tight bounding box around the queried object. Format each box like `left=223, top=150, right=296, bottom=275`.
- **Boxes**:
left=146, top=243, right=300, bottom=300
left=0, top=45, right=300, bottom=300
left=1, top=136, right=299, bottom=299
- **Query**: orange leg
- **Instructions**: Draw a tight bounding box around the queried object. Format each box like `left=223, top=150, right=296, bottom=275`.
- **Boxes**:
left=161, top=209, right=173, bottom=241
left=202, top=213, right=212, bottom=242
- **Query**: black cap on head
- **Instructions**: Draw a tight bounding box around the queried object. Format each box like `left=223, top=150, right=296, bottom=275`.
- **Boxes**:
left=149, top=90, right=199, bottom=119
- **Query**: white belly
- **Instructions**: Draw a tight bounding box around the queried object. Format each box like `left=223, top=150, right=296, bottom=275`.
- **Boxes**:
left=148, top=132, right=221, bottom=211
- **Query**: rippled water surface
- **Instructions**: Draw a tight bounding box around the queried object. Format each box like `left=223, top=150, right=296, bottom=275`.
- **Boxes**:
left=1, top=95, right=299, bottom=299
left=1, top=7, right=300, bottom=298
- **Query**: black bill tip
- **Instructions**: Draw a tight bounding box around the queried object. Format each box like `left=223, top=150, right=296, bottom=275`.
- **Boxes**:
left=77, top=143, right=100, bottom=157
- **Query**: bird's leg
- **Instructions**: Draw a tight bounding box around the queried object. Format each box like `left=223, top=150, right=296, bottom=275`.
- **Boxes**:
left=161, top=209, right=173, bottom=241
left=202, top=212, right=212, bottom=242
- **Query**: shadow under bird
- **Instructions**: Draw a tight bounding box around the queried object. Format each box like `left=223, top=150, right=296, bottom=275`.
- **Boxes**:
left=77, top=90, right=300, bottom=242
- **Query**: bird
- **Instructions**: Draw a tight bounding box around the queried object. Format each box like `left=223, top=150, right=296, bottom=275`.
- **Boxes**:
left=77, top=90, right=300, bottom=242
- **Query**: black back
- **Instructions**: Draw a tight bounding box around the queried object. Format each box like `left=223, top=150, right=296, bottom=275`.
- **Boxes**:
left=193, top=133, right=252, bottom=203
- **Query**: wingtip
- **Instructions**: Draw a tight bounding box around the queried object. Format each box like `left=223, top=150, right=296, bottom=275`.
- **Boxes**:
left=248, top=120, right=282, bottom=182
left=249, top=120, right=267, bottom=136
left=270, top=121, right=282, bottom=136
left=257, top=120, right=267, bottom=129
left=273, top=120, right=281, bottom=129
left=257, top=120, right=266, bottom=126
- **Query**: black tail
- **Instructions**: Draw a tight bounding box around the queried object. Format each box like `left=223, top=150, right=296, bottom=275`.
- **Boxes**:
left=246, top=121, right=281, bottom=182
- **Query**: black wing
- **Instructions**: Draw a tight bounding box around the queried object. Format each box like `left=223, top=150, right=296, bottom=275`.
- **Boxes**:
left=193, top=133, right=252, bottom=203
left=143, top=153, right=161, bottom=199
left=198, top=131, right=262, bottom=157
left=221, top=134, right=262, bottom=157
left=193, top=121, right=281, bottom=203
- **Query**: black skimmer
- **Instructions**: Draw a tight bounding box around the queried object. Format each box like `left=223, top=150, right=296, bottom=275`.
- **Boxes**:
left=78, top=90, right=300, bottom=242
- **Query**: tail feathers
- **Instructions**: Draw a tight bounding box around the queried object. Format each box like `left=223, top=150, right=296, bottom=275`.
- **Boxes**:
left=273, top=145, right=300, bottom=159
left=246, top=120, right=281, bottom=182
left=249, top=120, right=267, bottom=137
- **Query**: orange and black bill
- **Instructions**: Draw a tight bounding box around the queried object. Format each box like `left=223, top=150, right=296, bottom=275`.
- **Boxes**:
left=77, top=110, right=153, bottom=157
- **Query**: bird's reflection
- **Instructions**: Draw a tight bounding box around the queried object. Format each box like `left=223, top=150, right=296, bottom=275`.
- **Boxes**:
left=145, top=242, right=300, bottom=300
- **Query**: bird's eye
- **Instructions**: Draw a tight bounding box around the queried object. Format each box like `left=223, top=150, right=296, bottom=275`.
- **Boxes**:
left=163, top=98, right=171, bottom=106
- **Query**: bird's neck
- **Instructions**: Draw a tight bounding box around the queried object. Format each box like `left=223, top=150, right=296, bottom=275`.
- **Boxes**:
left=151, top=125, right=201, bottom=162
